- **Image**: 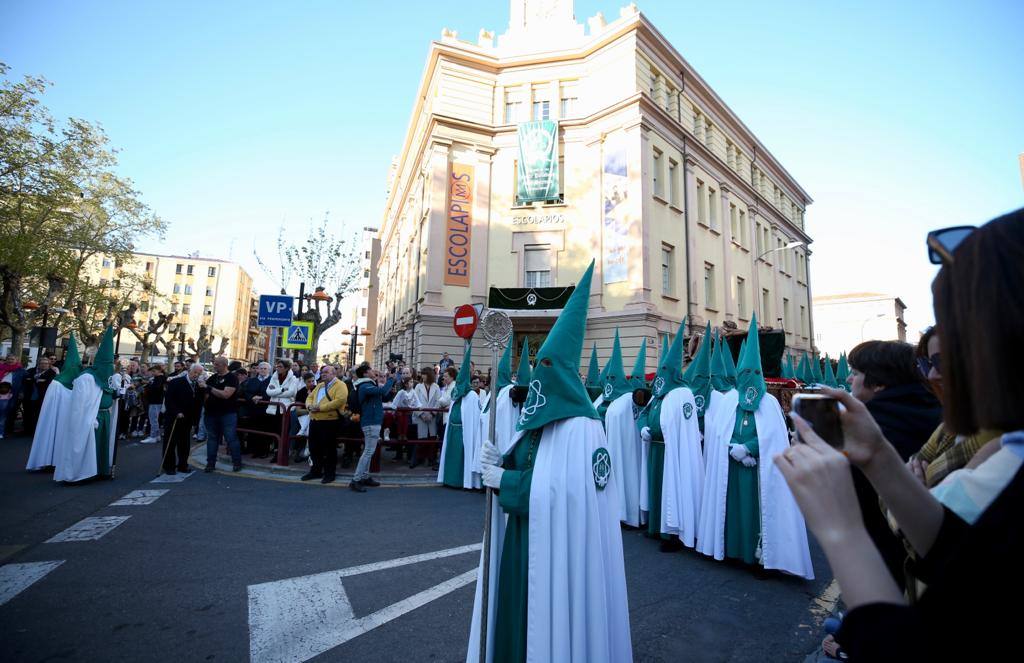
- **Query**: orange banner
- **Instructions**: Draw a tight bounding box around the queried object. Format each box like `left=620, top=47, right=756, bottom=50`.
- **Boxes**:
left=444, top=163, right=474, bottom=287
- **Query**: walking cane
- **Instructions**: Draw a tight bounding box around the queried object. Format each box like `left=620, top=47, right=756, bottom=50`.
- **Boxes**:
left=478, top=309, right=513, bottom=663
left=157, top=417, right=180, bottom=477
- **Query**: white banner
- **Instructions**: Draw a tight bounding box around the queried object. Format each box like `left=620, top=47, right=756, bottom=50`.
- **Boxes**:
left=602, top=137, right=630, bottom=284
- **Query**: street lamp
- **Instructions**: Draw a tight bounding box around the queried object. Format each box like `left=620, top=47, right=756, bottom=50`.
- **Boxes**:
left=753, top=241, right=806, bottom=325
left=860, top=313, right=886, bottom=341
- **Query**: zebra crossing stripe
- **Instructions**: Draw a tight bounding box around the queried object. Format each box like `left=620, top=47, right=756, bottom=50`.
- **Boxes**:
left=46, top=516, right=131, bottom=543
left=110, top=489, right=169, bottom=506
left=0, top=561, right=64, bottom=607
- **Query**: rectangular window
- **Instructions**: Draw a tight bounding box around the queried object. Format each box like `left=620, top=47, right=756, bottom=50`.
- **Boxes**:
left=205, top=287, right=213, bottom=297
left=170, top=303, right=178, bottom=313
left=800, top=305, right=808, bottom=337
left=361, top=307, right=367, bottom=317
left=762, top=288, right=771, bottom=321
left=504, top=101, right=518, bottom=123
left=186, top=265, right=194, bottom=276
left=559, top=80, right=578, bottom=118
left=532, top=100, right=550, bottom=121
left=730, top=203, right=739, bottom=241
left=184, top=284, right=192, bottom=295
left=736, top=276, right=746, bottom=316
left=668, top=159, right=679, bottom=205
left=182, top=304, right=191, bottom=314
left=696, top=179, right=707, bottom=225
left=140, top=301, right=149, bottom=312
left=208, top=266, right=216, bottom=277
left=738, top=209, right=747, bottom=247
left=708, top=186, right=718, bottom=230
left=173, top=284, right=181, bottom=294
left=755, top=222, right=764, bottom=254
left=652, top=148, right=663, bottom=198
left=204, top=306, right=213, bottom=316
left=524, top=245, right=552, bottom=288
left=783, top=298, right=791, bottom=331
left=135, top=341, right=144, bottom=353
left=175, top=264, right=183, bottom=274
left=704, top=262, right=716, bottom=309
left=102, top=259, right=111, bottom=268
left=111, top=279, right=120, bottom=288
left=662, top=245, right=674, bottom=296
left=145, top=261, right=153, bottom=271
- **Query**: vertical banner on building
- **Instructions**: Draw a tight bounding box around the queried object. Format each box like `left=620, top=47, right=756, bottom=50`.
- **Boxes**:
left=602, top=136, right=630, bottom=284
left=516, top=120, right=559, bottom=204
left=444, top=162, right=474, bottom=287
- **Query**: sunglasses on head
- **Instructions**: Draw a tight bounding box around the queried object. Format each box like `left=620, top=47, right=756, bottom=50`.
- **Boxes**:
left=927, top=226, right=975, bottom=264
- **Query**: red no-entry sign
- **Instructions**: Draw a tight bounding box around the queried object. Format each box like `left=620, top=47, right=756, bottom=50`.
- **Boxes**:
left=453, top=304, right=479, bottom=339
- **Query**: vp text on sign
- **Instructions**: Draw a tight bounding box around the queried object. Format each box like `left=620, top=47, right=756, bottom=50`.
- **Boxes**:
left=257, top=294, right=294, bottom=327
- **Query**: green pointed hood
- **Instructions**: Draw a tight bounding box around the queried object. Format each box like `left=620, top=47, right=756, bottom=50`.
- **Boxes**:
left=797, top=352, right=813, bottom=384
left=780, top=353, right=796, bottom=380
left=451, top=341, right=473, bottom=401
left=518, top=260, right=599, bottom=431
left=823, top=355, right=838, bottom=388
left=736, top=312, right=767, bottom=411
left=54, top=333, right=82, bottom=388
left=660, top=334, right=669, bottom=366
left=515, top=339, right=531, bottom=387
left=710, top=331, right=732, bottom=393
left=585, top=343, right=600, bottom=387
left=600, top=329, right=631, bottom=402
left=496, top=340, right=513, bottom=392
left=682, top=321, right=713, bottom=415
left=628, top=339, right=648, bottom=389
left=836, top=352, right=851, bottom=391
left=722, top=335, right=738, bottom=383
left=86, top=326, right=115, bottom=390
left=810, top=352, right=823, bottom=383
left=651, top=319, right=688, bottom=400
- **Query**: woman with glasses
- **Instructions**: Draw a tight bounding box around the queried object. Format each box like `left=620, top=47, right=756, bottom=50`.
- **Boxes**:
left=778, top=209, right=1024, bottom=661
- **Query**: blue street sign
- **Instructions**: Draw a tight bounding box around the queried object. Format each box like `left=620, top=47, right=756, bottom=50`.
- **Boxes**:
left=258, top=294, right=293, bottom=327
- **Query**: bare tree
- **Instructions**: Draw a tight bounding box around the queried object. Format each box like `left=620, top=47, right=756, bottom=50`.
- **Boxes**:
left=186, top=324, right=229, bottom=362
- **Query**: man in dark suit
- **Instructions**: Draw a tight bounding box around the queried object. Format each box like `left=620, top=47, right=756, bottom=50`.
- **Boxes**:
left=162, top=363, right=204, bottom=475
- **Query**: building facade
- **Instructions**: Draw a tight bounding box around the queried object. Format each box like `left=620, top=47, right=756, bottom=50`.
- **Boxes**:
left=374, top=0, right=814, bottom=373
left=93, top=252, right=260, bottom=363
left=813, top=292, right=908, bottom=358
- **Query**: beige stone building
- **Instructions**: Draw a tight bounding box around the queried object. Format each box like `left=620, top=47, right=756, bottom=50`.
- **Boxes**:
left=813, top=292, right=908, bottom=358
left=93, top=252, right=260, bottom=363
left=374, top=0, right=814, bottom=373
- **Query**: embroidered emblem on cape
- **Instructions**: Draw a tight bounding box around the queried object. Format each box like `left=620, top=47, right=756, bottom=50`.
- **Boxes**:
left=694, top=394, right=706, bottom=413
left=603, top=382, right=614, bottom=398
left=526, top=292, right=538, bottom=306
left=631, top=403, right=640, bottom=419
left=653, top=376, right=666, bottom=396
left=743, top=386, right=759, bottom=406
left=518, top=379, right=547, bottom=423
left=592, top=447, right=611, bottom=490
left=683, top=402, right=693, bottom=420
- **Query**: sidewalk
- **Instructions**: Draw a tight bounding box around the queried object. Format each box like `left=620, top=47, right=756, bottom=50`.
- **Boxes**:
left=190, top=441, right=442, bottom=487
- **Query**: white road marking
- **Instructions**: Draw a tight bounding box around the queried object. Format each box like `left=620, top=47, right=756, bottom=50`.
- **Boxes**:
left=248, top=544, right=481, bottom=663
left=46, top=516, right=131, bottom=543
left=151, top=472, right=193, bottom=483
left=110, top=489, right=169, bottom=506
left=0, top=560, right=64, bottom=607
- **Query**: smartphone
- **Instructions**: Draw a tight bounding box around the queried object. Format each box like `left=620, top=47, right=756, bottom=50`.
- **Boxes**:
left=791, top=394, right=844, bottom=449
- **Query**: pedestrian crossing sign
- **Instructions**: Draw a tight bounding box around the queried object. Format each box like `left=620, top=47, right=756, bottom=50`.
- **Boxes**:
left=281, top=320, right=313, bottom=350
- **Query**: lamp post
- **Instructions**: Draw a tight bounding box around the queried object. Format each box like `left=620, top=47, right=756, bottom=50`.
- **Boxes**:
left=752, top=240, right=805, bottom=326
left=860, top=313, right=886, bottom=341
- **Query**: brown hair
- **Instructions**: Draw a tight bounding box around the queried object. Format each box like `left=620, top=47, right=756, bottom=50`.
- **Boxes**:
left=934, top=209, right=1024, bottom=434
left=848, top=340, right=922, bottom=390
left=445, top=366, right=458, bottom=381
left=421, top=367, right=436, bottom=385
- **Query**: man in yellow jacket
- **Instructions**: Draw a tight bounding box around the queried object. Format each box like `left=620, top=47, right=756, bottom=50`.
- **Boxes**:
left=303, top=365, right=348, bottom=484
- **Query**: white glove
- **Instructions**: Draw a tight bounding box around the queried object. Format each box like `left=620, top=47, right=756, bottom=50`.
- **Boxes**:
left=729, top=444, right=749, bottom=462
left=741, top=456, right=757, bottom=468
left=482, top=464, right=505, bottom=489
left=640, top=426, right=652, bottom=443
left=480, top=439, right=502, bottom=467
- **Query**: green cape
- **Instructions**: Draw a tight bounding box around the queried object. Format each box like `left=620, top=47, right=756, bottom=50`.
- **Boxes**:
left=517, top=260, right=600, bottom=432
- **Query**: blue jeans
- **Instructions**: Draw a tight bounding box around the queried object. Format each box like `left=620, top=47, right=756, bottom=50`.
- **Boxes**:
left=205, top=412, right=241, bottom=465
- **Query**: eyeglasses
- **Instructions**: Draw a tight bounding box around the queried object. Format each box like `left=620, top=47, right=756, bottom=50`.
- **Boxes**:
left=917, top=352, right=941, bottom=377
left=927, top=225, right=975, bottom=264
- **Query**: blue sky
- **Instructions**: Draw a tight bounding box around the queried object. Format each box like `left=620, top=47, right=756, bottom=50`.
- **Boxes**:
left=3, top=0, right=1022, bottom=338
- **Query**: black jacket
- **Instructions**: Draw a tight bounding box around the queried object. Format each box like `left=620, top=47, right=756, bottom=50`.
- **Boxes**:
left=164, top=375, right=202, bottom=423
left=855, top=381, right=943, bottom=589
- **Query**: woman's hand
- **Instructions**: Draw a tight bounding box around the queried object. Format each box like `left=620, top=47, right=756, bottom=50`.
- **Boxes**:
left=817, top=387, right=891, bottom=469
left=908, top=457, right=929, bottom=485
left=775, top=415, right=865, bottom=546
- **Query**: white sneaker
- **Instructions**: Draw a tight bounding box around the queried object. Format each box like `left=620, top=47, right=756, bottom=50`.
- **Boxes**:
left=140, top=437, right=158, bottom=444
left=383, top=429, right=391, bottom=441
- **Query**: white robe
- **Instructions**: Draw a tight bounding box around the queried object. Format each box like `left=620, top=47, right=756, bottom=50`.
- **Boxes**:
left=26, top=383, right=71, bottom=470
left=478, top=385, right=518, bottom=455
left=658, top=387, right=704, bottom=547
left=696, top=389, right=814, bottom=579
left=604, top=392, right=642, bottom=527
left=437, top=390, right=482, bottom=489
left=467, top=417, right=633, bottom=662
left=53, top=375, right=104, bottom=483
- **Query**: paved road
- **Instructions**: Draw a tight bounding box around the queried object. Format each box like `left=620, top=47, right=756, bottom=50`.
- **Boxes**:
left=0, top=434, right=833, bottom=662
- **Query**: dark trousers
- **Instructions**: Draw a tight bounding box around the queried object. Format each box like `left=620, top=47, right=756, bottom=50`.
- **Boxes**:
left=163, top=415, right=192, bottom=472
left=23, top=397, right=42, bottom=434
left=308, top=418, right=339, bottom=478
